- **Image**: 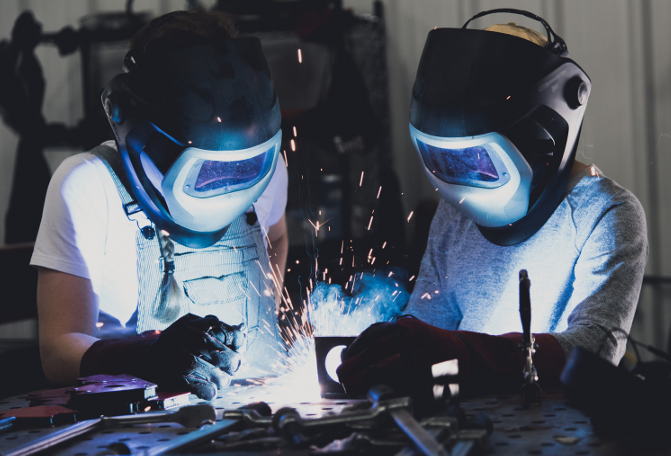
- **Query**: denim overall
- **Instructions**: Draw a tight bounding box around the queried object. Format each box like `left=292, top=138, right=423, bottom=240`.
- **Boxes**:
left=91, top=145, right=282, bottom=377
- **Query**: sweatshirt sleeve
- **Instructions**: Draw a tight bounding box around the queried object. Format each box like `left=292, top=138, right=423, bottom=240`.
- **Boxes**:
left=404, top=200, right=463, bottom=330
left=552, top=193, right=648, bottom=365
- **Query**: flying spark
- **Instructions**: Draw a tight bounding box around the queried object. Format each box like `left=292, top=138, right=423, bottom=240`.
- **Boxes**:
left=298, top=49, right=302, bottom=63
left=407, top=211, right=414, bottom=222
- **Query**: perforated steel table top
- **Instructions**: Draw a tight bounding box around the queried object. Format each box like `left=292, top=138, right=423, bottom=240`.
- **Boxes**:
left=0, top=386, right=667, bottom=455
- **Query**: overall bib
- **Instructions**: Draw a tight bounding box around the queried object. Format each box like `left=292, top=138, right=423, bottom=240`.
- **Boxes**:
left=91, top=145, right=282, bottom=378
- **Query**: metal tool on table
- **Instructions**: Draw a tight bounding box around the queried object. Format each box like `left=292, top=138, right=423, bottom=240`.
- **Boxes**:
left=1, top=405, right=215, bottom=456
left=274, top=384, right=449, bottom=456
left=519, top=269, right=542, bottom=408
left=145, top=402, right=275, bottom=456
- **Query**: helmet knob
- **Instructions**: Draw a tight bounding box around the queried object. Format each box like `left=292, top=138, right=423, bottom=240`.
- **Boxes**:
left=565, top=77, right=589, bottom=109
left=104, top=95, right=122, bottom=123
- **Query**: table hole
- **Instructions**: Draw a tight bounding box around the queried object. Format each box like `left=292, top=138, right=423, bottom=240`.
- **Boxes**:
left=495, top=442, right=509, bottom=446
left=159, top=425, right=171, bottom=428
left=306, top=413, right=317, bottom=416
left=541, top=443, right=555, bottom=447
left=532, top=420, right=546, bottom=424
left=502, top=414, right=515, bottom=417
left=336, top=402, right=348, bottom=405
left=28, top=430, right=42, bottom=433
left=231, top=402, right=241, bottom=404
left=158, top=438, right=170, bottom=442
left=300, top=402, right=311, bottom=405
left=543, top=414, right=556, bottom=417
left=216, top=396, right=223, bottom=399
left=139, top=431, right=151, bottom=434
left=508, top=434, right=522, bottom=439
left=564, top=427, right=577, bottom=431
left=119, top=438, right=131, bottom=441
left=321, top=407, right=333, bottom=410
left=177, top=431, right=190, bottom=435
left=215, top=407, right=224, bottom=410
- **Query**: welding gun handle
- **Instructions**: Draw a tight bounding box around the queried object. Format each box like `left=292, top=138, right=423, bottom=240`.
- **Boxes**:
left=519, top=269, right=532, bottom=345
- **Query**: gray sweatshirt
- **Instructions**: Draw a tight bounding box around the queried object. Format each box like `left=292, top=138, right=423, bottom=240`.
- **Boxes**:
left=404, top=165, right=648, bottom=365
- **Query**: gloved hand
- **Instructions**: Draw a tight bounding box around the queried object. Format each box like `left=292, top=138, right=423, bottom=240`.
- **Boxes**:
left=336, top=315, right=565, bottom=397
left=81, top=313, right=246, bottom=400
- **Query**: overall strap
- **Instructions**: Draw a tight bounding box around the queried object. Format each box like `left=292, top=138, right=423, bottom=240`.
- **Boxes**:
left=89, top=144, right=155, bottom=240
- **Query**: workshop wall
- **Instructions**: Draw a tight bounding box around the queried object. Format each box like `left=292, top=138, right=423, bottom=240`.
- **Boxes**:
left=0, top=0, right=670, bottom=359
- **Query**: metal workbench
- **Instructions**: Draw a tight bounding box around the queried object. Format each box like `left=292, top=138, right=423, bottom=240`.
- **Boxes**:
left=0, top=385, right=666, bottom=455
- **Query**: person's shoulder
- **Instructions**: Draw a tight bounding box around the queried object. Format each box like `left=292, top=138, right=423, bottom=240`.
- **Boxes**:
left=49, top=144, right=117, bottom=202
left=568, top=166, right=644, bottom=214
left=566, top=166, right=646, bottom=236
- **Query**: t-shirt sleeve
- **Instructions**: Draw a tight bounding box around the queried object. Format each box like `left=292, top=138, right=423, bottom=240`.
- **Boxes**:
left=30, top=155, right=109, bottom=291
left=404, top=200, right=462, bottom=330
left=552, top=195, right=648, bottom=365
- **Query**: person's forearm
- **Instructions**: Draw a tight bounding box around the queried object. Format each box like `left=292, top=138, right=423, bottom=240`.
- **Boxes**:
left=40, top=332, right=98, bottom=384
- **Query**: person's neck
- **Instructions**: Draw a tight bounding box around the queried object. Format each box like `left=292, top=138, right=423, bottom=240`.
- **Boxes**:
left=569, top=160, right=590, bottom=179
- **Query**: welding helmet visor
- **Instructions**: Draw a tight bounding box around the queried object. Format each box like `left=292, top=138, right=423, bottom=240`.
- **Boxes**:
left=410, top=124, right=532, bottom=227
left=102, top=37, right=282, bottom=248
left=409, top=9, right=590, bottom=245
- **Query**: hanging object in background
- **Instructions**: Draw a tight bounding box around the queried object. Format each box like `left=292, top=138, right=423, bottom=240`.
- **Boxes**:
left=0, top=8, right=148, bottom=244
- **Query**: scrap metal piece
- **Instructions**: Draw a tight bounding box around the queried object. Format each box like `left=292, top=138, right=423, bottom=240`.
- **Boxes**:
left=368, top=385, right=449, bottom=456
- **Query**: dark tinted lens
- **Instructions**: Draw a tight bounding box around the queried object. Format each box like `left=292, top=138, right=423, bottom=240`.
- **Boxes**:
left=417, top=140, right=499, bottom=183
left=194, top=150, right=268, bottom=193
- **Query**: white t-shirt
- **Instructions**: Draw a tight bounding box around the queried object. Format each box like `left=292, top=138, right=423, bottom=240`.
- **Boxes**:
left=30, top=141, right=288, bottom=328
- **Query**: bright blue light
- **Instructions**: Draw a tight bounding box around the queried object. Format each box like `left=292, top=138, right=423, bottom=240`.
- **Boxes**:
left=325, top=345, right=347, bottom=383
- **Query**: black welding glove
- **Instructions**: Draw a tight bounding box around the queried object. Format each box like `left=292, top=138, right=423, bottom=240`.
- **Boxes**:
left=337, top=315, right=565, bottom=398
left=81, top=313, right=246, bottom=400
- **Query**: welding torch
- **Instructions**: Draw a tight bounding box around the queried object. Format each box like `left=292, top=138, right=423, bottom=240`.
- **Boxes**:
left=519, top=269, right=542, bottom=407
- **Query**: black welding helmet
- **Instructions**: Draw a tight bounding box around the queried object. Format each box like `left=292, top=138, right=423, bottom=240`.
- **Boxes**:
left=101, top=37, right=281, bottom=248
left=409, top=9, right=590, bottom=246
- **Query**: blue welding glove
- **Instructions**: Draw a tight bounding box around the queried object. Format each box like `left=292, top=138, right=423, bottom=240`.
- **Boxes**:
left=337, top=315, right=565, bottom=398
left=81, top=313, right=246, bottom=400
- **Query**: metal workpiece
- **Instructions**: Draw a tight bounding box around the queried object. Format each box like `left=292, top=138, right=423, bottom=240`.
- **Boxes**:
left=142, top=418, right=239, bottom=456
left=100, top=404, right=215, bottom=428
